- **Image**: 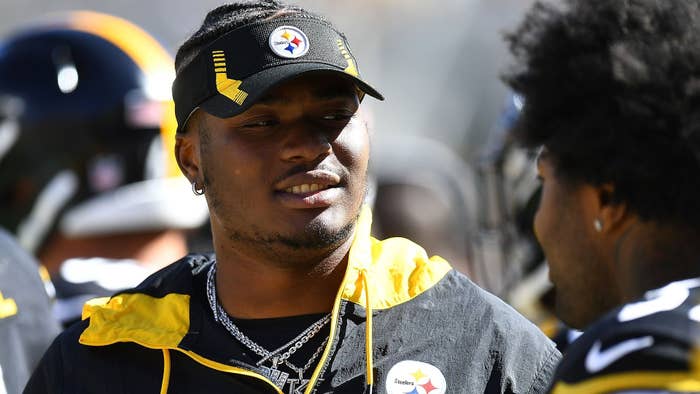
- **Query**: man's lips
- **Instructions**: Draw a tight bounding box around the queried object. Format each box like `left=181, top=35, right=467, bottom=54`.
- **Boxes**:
left=274, top=170, right=343, bottom=208
left=274, top=170, right=342, bottom=193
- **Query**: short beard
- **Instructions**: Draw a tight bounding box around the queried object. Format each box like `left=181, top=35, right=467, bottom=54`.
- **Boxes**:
left=225, top=215, right=358, bottom=266
left=228, top=217, right=356, bottom=250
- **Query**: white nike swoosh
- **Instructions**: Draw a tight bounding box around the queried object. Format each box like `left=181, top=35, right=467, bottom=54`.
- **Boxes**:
left=585, top=336, right=654, bottom=374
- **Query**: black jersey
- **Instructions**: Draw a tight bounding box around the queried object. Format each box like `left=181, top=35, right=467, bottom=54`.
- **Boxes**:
left=548, top=278, right=700, bottom=394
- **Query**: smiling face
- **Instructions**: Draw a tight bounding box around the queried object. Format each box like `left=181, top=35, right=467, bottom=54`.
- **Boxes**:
left=177, top=72, right=369, bottom=265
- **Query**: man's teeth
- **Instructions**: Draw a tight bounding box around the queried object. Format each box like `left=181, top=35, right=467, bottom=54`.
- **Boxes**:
left=285, top=184, right=327, bottom=194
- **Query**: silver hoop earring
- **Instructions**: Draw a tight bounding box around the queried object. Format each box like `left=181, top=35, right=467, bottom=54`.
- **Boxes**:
left=192, top=181, right=205, bottom=196
left=594, top=219, right=603, bottom=232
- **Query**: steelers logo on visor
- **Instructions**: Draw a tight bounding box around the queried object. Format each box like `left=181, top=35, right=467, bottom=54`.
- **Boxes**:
left=268, top=25, right=310, bottom=59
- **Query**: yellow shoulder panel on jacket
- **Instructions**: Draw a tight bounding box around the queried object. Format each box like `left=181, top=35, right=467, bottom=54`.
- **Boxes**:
left=80, top=293, right=190, bottom=348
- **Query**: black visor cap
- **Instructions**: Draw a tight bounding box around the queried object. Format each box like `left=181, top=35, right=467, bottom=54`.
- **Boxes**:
left=172, top=17, right=383, bottom=133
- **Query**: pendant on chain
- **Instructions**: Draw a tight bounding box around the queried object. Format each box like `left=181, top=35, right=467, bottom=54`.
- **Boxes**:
left=259, top=365, right=291, bottom=389
left=207, top=263, right=329, bottom=393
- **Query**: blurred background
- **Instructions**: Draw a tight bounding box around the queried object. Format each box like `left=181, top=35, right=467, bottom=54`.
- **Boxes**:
left=0, top=0, right=552, bottom=315
left=0, top=0, right=533, bottom=158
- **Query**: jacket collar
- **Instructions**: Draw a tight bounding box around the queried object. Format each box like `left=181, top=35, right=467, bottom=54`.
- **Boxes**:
left=79, top=205, right=452, bottom=348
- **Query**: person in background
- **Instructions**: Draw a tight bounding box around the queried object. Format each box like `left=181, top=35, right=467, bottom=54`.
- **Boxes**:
left=0, top=11, right=209, bottom=327
left=0, top=227, right=59, bottom=394
left=369, top=133, right=479, bottom=276
left=26, top=1, right=559, bottom=393
left=474, top=92, right=582, bottom=353
left=503, top=0, right=700, bottom=392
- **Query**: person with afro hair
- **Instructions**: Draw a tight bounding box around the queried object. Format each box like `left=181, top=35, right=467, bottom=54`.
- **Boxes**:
left=504, top=0, right=700, bottom=392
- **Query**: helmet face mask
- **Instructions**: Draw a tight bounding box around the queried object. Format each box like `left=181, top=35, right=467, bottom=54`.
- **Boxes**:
left=0, top=12, right=207, bottom=254
left=471, top=93, right=546, bottom=298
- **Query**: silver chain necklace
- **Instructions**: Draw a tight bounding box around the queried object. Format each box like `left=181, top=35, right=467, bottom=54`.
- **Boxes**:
left=206, top=263, right=330, bottom=389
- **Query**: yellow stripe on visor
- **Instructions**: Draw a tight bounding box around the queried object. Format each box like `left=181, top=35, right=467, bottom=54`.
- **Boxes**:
left=67, top=11, right=181, bottom=177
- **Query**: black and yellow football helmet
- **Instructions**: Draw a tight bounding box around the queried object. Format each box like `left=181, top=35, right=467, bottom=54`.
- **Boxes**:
left=0, top=11, right=207, bottom=254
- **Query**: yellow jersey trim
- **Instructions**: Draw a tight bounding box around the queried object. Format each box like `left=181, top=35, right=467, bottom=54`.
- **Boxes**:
left=551, top=371, right=700, bottom=394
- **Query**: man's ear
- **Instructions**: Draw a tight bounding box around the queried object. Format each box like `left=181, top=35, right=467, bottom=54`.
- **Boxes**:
left=175, top=131, right=200, bottom=184
left=596, top=183, right=630, bottom=234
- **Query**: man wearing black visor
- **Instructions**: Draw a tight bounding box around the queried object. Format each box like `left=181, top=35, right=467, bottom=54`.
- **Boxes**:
left=26, top=2, right=559, bottom=393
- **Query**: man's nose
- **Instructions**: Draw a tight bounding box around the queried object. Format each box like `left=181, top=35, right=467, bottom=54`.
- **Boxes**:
left=279, top=123, right=334, bottom=163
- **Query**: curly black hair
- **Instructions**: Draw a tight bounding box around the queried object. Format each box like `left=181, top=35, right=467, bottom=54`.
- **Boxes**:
left=503, top=0, right=700, bottom=229
left=175, top=0, right=330, bottom=74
